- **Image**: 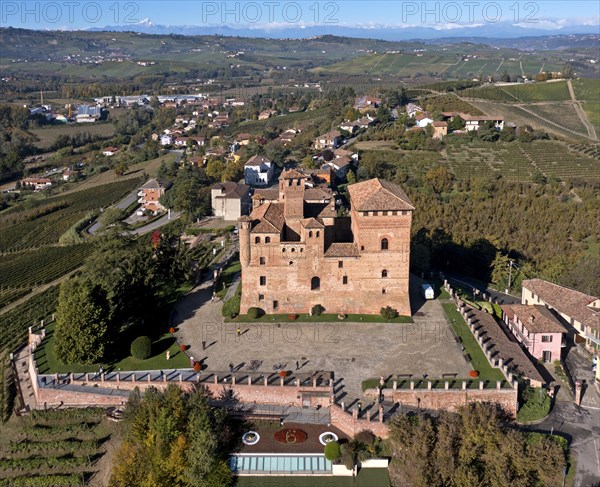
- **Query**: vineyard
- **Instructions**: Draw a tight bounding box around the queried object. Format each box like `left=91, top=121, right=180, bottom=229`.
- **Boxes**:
left=0, top=287, right=59, bottom=353
left=0, top=408, right=117, bottom=486
left=0, top=244, right=93, bottom=291
left=442, top=139, right=600, bottom=183
left=0, top=178, right=141, bottom=253
left=0, top=289, right=32, bottom=311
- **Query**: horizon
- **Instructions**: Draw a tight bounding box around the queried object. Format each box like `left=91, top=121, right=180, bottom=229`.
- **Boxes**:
left=1, top=0, right=599, bottom=36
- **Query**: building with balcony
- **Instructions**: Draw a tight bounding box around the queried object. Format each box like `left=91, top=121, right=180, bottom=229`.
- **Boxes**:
left=138, top=178, right=169, bottom=213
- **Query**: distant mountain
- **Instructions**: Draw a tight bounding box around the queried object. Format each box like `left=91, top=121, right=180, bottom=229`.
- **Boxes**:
left=86, top=20, right=600, bottom=46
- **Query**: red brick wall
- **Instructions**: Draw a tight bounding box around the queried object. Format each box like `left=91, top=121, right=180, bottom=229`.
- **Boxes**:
left=329, top=404, right=390, bottom=439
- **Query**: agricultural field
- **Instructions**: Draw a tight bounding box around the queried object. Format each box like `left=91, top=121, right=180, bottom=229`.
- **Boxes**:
left=0, top=287, right=58, bottom=353
left=460, top=80, right=571, bottom=103
left=0, top=179, right=141, bottom=252
left=224, top=107, right=330, bottom=136
left=0, top=408, right=119, bottom=487
left=466, top=100, right=591, bottom=142
left=444, top=140, right=534, bottom=182
left=418, top=94, right=483, bottom=115
left=0, top=244, right=93, bottom=291
left=0, top=289, right=31, bottom=311
left=524, top=103, right=589, bottom=138
left=29, top=123, right=116, bottom=150
left=444, top=139, right=600, bottom=182
left=519, top=140, right=600, bottom=182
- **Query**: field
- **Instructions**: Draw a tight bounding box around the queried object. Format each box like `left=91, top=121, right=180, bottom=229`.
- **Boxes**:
left=28, top=123, right=116, bottom=149
left=0, top=178, right=141, bottom=252
left=524, top=103, right=589, bottom=137
left=224, top=108, right=330, bottom=136
left=0, top=244, right=93, bottom=291
left=0, top=408, right=119, bottom=487
left=460, top=81, right=571, bottom=103
left=0, top=287, right=58, bottom=353
left=443, top=139, right=600, bottom=182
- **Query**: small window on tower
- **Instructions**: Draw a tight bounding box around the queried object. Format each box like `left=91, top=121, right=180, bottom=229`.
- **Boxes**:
left=343, top=276, right=348, bottom=285
left=255, top=236, right=260, bottom=244
left=338, top=261, right=343, bottom=269
left=259, top=276, right=266, bottom=286
left=265, top=237, right=271, bottom=243
left=259, top=257, right=266, bottom=265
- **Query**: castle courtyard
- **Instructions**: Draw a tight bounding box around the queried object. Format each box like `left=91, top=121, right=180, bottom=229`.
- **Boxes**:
left=172, top=275, right=472, bottom=400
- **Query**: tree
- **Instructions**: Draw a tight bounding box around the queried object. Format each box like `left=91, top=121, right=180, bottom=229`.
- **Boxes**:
left=424, top=165, right=454, bottom=195
left=54, top=277, right=110, bottom=364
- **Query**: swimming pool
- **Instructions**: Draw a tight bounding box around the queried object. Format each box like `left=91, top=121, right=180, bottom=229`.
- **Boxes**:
left=230, top=454, right=333, bottom=475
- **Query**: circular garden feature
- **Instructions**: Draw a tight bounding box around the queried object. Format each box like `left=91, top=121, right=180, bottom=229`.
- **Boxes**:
left=274, top=428, right=307, bottom=445
left=242, top=431, right=260, bottom=446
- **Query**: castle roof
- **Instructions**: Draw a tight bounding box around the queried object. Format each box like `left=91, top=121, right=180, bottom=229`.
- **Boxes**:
left=252, top=188, right=279, bottom=200
left=348, top=178, right=414, bottom=212
left=301, top=217, right=325, bottom=229
left=250, top=202, right=284, bottom=233
left=281, top=169, right=306, bottom=179
left=324, top=243, right=360, bottom=258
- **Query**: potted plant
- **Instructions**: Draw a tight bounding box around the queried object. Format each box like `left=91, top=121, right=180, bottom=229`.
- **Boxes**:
left=169, top=326, right=176, bottom=334
left=193, top=361, right=202, bottom=372
left=180, top=344, right=187, bottom=352
left=469, top=370, right=480, bottom=378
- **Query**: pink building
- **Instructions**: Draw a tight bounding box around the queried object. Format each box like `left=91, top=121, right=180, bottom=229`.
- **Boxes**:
left=501, top=304, right=566, bottom=363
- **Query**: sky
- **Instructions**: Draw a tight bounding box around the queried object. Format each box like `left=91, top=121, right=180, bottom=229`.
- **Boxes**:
left=1, top=0, right=599, bottom=31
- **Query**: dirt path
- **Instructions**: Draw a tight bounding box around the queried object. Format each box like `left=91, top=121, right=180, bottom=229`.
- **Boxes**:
left=567, top=79, right=598, bottom=141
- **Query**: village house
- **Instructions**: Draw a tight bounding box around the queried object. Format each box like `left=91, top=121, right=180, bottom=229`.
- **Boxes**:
left=406, top=103, right=424, bottom=118
left=160, top=134, right=173, bottom=146
left=521, top=279, right=600, bottom=362
left=211, top=182, right=252, bottom=221
left=432, top=121, right=448, bottom=139
left=138, top=179, right=170, bottom=213
left=102, top=147, right=119, bottom=156
left=314, top=130, right=342, bottom=150
left=415, top=113, right=434, bottom=128
left=354, top=96, right=382, bottom=112
left=238, top=171, right=413, bottom=316
left=462, top=114, right=505, bottom=131
left=244, top=155, right=275, bottom=186
left=322, top=156, right=352, bottom=180
left=62, top=169, right=79, bottom=181
left=20, top=178, right=52, bottom=191
left=500, top=304, right=567, bottom=363
left=258, top=109, right=278, bottom=120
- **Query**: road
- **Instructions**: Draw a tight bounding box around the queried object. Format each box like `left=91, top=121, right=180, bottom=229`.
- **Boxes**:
left=131, top=211, right=181, bottom=235
left=87, top=188, right=140, bottom=234
left=445, top=273, right=520, bottom=305
left=521, top=401, right=600, bottom=486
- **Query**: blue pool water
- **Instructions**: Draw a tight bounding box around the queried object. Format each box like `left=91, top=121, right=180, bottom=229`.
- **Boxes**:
left=230, top=454, right=332, bottom=474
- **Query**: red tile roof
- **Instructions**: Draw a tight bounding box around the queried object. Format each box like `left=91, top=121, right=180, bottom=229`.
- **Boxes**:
left=348, top=178, right=414, bottom=212
left=501, top=304, right=567, bottom=334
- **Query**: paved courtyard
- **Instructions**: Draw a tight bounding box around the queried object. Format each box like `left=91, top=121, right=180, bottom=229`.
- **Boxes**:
left=173, top=276, right=471, bottom=400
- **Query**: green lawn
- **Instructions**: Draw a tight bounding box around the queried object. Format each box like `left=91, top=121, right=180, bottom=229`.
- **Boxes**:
left=228, top=313, right=413, bottom=324
left=442, top=303, right=505, bottom=382
left=33, top=281, right=195, bottom=374
left=235, top=468, right=390, bottom=486
left=216, top=259, right=241, bottom=298
left=34, top=323, right=190, bottom=374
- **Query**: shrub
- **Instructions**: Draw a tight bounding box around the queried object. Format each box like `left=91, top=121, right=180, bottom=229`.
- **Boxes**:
left=130, top=336, right=152, bottom=360
left=324, top=440, right=341, bottom=461
left=193, top=361, right=202, bottom=372
left=247, top=307, right=262, bottom=320
left=380, top=306, right=399, bottom=320
left=311, top=304, right=325, bottom=316
left=222, top=294, right=241, bottom=318
left=169, top=327, right=176, bottom=333
left=288, top=314, right=299, bottom=320
left=469, top=370, right=480, bottom=378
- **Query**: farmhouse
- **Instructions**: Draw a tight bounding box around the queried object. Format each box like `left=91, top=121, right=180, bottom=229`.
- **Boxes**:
left=322, top=156, right=352, bottom=180
left=354, top=96, right=381, bottom=112
left=238, top=171, right=413, bottom=316
left=102, top=147, right=119, bottom=156
left=462, top=114, right=505, bottom=131
left=244, top=155, right=274, bottom=186
left=432, top=121, right=448, bottom=139
left=500, top=304, right=567, bottom=363
left=20, top=178, right=52, bottom=191
left=211, top=182, right=251, bottom=221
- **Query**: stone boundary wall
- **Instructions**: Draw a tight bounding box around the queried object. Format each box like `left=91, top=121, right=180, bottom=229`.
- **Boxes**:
left=329, top=403, right=390, bottom=438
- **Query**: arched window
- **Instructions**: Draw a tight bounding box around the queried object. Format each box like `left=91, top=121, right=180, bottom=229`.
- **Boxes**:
left=381, top=238, right=389, bottom=251
left=381, top=270, right=388, bottom=278
left=255, top=236, right=260, bottom=244
left=311, top=276, right=320, bottom=291
left=309, top=231, right=313, bottom=238
left=265, top=237, right=271, bottom=244
left=316, top=231, right=320, bottom=237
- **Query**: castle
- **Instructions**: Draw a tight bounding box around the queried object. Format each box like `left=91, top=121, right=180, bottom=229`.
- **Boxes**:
left=238, top=170, right=414, bottom=316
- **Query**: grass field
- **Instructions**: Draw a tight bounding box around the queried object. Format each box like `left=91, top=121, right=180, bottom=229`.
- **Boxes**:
left=461, top=80, right=571, bottom=103
left=524, top=103, right=589, bottom=136
left=29, top=123, right=116, bottom=149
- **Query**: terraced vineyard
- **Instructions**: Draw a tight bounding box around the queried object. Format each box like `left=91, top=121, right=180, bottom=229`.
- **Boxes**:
left=461, top=81, right=571, bottom=103
left=0, top=244, right=93, bottom=291
left=0, top=178, right=141, bottom=252
left=519, top=141, right=600, bottom=182
left=0, top=287, right=58, bottom=353
left=444, top=140, right=600, bottom=182
left=445, top=140, right=534, bottom=182
left=524, top=103, right=589, bottom=137
left=0, top=289, right=32, bottom=311
left=0, top=408, right=116, bottom=487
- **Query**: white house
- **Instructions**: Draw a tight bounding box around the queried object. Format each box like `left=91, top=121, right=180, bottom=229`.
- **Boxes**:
left=462, top=114, right=505, bottom=131
left=160, top=134, right=173, bottom=146
left=244, top=155, right=274, bottom=186
left=415, top=113, right=434, bottom=127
